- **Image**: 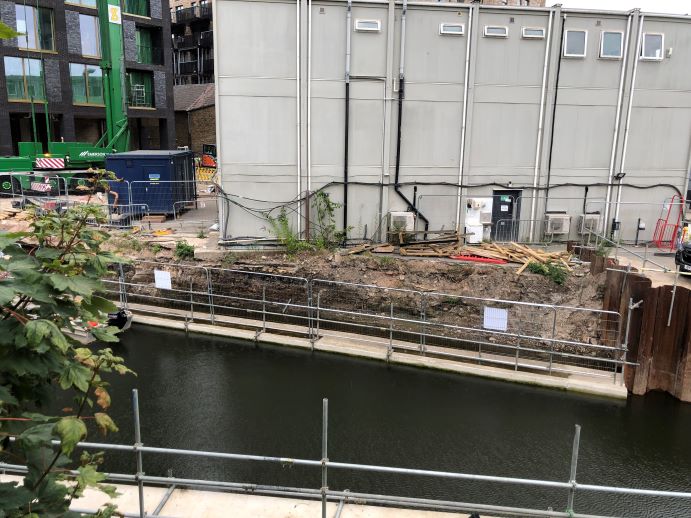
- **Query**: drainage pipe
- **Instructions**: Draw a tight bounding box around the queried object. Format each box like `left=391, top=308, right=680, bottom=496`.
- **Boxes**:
left=454, top=5, right=473, bottom=233
left=394, top=0, right=429, bottom=232
left=307, top=0, right=312, bottom=236
left=528, top=9, right=554, bottom=242
left=603, top=12, right=633, bottom=232
left=545, top=13, right=566, bottom=201
left=343, top=0, right=352, bottom=234
left=615, top=13, right=644, bottom=230
left=296, top=0, right=302, bottom=236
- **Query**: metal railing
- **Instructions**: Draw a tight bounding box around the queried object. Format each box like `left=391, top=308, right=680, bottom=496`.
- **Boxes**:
left=105, top=261, right=627, bottom=384
left=2, top=389, right=690, bottom=518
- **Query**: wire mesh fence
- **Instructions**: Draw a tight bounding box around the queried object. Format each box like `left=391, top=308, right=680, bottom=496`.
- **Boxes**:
left=105, top=261, right=627, bottom=383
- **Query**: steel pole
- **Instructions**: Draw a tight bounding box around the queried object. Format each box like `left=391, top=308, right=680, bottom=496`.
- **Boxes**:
left=321, top=398, right=329, bottom=518
left=132, top=389, right=145, bottom=518
left=567, top=424, right=581, bottom=513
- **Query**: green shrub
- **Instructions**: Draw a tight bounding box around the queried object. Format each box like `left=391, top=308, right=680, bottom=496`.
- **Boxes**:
left=175, top=240, right=195, bottom=260
left=527, top=261, right=567, bottom=285
left=268, top=209, right=313, bottom=255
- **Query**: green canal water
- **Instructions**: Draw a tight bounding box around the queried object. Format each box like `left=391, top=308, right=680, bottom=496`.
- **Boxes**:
left=88, top=325, right=691, bottom=517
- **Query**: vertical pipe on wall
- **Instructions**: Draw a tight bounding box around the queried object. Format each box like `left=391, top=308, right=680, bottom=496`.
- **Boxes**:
left=455, top=6, right=473, bottom=233
left=296, top=0, right=302, bottom=236
left=379, top=0, right=396, bottom=243
left=306, top=0, right=312, bottom=239
left=545, top=13, right=566, bottom=202
left=343, top=0, right=352, bottom=236
left=528, top=10, right=554, bottom=242
left=615, top=12, right=644, bottom=230
left=603, top=12, right=633, bottom=233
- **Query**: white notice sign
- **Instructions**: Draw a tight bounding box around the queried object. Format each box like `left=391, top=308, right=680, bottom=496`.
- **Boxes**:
left=154, top=269, right=172, bottom=290
left=483, top=307, right=508, bottom=332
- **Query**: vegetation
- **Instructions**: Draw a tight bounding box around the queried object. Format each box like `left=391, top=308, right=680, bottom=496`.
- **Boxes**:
left=595, top=240, right=613, bottom=258
left=0, top=174, right=134, bottom=516
left=377, top=256, right=395, bottom=268
left=196, top=229, right=207, bottom=239
left=222, top=253, right=238, bottom=266
left=0, top=21, right=19, bottom=40
left=267, top=209, right=313, bottom=255
left=150, top=243, right=163, bottom=254
left=174, top=240, right=195, bottom=260
left=527, top=261, right=568, bottom=285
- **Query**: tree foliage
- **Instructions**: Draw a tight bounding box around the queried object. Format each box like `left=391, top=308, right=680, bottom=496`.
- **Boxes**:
left=0, top=21, right=20, bottom=40
left=0, top=171, right=134, bottom=516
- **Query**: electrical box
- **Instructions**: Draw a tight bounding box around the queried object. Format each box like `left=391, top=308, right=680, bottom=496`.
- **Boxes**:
left=579, top=214, right=602, bottom=235
left=545, top=214, right=571, bottom=235
left=388, top=211, right=415, bottom=233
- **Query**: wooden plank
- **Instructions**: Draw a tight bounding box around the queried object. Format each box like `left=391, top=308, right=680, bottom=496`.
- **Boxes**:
left=516, top=260, right=531, bottom=275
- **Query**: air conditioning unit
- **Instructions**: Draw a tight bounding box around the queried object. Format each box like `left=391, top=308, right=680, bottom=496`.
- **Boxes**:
left=480, top=211, right=492, bottom=224
left=579, top=214, right=601, bottom=234
left=388, top=211, right=415, bottom=233
left=545, top=214, right=570, bottom=235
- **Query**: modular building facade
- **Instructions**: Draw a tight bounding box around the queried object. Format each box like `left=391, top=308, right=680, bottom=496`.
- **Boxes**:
left=213, top=0, right=691, bottom=245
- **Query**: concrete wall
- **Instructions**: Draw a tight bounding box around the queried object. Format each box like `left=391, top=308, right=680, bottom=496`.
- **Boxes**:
left=215, top=0, right=691, bottom=243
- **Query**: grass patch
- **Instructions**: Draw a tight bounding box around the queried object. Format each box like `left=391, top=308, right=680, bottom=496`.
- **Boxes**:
left=527, top=261, right=567, bottom=285
left=174, top=240, right=195, bottom=260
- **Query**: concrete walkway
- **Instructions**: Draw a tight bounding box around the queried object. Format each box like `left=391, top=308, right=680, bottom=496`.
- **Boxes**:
left=0, top=475, right=489, bottom=517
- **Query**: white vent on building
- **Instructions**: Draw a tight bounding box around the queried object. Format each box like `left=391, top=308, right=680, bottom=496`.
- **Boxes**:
left=579, top=214, right=601, bottom=234
left=522, top=27, right=545, bottom=39
left=388, top=211, right=415, bottom=233
left=440, top=23, right=464, bottom=36
left=484, top=26, right=509, bottom=38
left=354, top=19, right=381, bottom=32
left=545, top=214, right=570, bottom=235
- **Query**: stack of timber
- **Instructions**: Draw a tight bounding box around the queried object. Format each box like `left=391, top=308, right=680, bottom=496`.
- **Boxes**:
left=346, top=239, right=575, bottom=273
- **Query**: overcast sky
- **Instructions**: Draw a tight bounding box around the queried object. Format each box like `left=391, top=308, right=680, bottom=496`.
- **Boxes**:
left=552, top=0, right=691, bottom=15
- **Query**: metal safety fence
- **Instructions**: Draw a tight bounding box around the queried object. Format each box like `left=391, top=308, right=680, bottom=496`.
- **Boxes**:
left=104, top=261, right=626, bottom=384
left=2, top=389, right=691, bottom=518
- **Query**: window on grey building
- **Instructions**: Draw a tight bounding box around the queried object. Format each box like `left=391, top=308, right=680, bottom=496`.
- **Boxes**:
left=65, top=0, right=97, bottom=8
left=484, top=26, right=508, bottom=38
left=641, top=33, right=664, bottom=60
left=4, top=56, right=44, bottom=101
left=600, top=31, right=623, bottom=59
left=522, top=27, right=545, bottom=39
left=15, top=4, right=55, bottom=51
left=79, top=14, right=101, bottom=57
left=439, top=23, right=464, bottom=36
left=70, top=63, right=104, bottom=105
left=564, top=30, right=587, bottom=57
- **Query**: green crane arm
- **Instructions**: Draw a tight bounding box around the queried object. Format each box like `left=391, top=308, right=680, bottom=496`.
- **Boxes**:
left=97, top=0, right=129, bottom=152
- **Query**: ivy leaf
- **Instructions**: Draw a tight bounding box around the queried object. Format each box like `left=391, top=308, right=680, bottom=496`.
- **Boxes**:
left=76, top=464, right=106, bottom=487
left=54, top=417, right=87, bottom=455
left=0, top=284, right=15, bottom=306
left=59, top=363, right=92, bottom=393
left=94, top=413, right=118, bottom=436
left=91, top=326, right=120, bottom=343
left=94, top=387, right=111, bottom=410
left=0, top=385, right=18, bottom=406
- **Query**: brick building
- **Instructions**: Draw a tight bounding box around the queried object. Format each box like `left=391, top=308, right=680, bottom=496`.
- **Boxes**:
left=174, top=82, right=215, bottom=153
left=0, top=0, right=175, bottom=155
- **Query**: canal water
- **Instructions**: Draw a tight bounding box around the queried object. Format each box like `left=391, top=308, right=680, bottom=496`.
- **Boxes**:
left=90, top=325, right=691, bottom=517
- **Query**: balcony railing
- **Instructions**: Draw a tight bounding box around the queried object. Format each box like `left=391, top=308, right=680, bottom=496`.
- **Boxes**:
left=171, top=4, right=212, bottom=24
left=136, top=44, right=163, bottom=65
left=178, top=61, right=197, bottom=75
left=201, top=58, right=214, bottom=74
left=199, top=30, right=213, bottom=47
left=174, top=34, right=197, bottom=49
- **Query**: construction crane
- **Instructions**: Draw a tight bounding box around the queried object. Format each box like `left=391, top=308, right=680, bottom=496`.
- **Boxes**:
left=0, top=0, right=129, bottom=194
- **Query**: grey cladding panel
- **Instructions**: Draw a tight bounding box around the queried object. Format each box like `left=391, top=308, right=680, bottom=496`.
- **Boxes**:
left=350, top=6, right=388, bottom=78
left=217, top=1, right=297, bottom=78
left=635, top=20, right=691, bottom=91
left=0, top=1, right=17, bottom=47
left=154, top=71, right=167, bottom=108
left=311, top=3, right=346, bottom=81
left=150, top=0, right=162, bottom=19
left=44, top=59, right=62, bottom=102
left=123, top=20, right=137, bottom=62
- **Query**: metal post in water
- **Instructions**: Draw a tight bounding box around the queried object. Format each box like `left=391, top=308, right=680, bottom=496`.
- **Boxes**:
left=566, top=424, right=581, bottom=513
left=132, top=389, right=145, bottom=518
left=321, top=398, right=329, bottom=518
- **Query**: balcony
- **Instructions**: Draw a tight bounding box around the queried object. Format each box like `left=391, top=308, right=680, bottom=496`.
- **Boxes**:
left=172, top=5, right=212, bottom=24
left=201, top=58, right=214, bottom=74
left=136, top=45, right=163, bottom=65
left=199, top=30, right=213, bottom=48
left=174, top=34, right=197, bottom=49
left=178, top=61, right=197, bottom=75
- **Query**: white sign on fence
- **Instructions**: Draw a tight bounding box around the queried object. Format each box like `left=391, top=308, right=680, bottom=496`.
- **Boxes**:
left=483, top=306, right=508, bottom=332
left=154, top=269, right=172, bottom=290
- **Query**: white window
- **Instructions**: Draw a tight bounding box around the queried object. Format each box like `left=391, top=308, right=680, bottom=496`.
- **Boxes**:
left=484, top=26, right=508, bottom=38
left=600, top=31, right=623, bottom=59
left=354, top=19, right=381, bottom=33
left=564, top=29, right=587, bottom=57
left=641, top=33, right=664, bottom=60
left=522, top=27, right=545, bottom=39
left=439, top=23, right=464, bottom=36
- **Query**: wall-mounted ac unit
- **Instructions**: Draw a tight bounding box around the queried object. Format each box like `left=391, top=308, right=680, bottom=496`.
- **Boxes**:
left=579, top=214, right=601, bottom=235
left=545, top=214, right=570, bottom=235
left=388, top=211, right=415, bottom=233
